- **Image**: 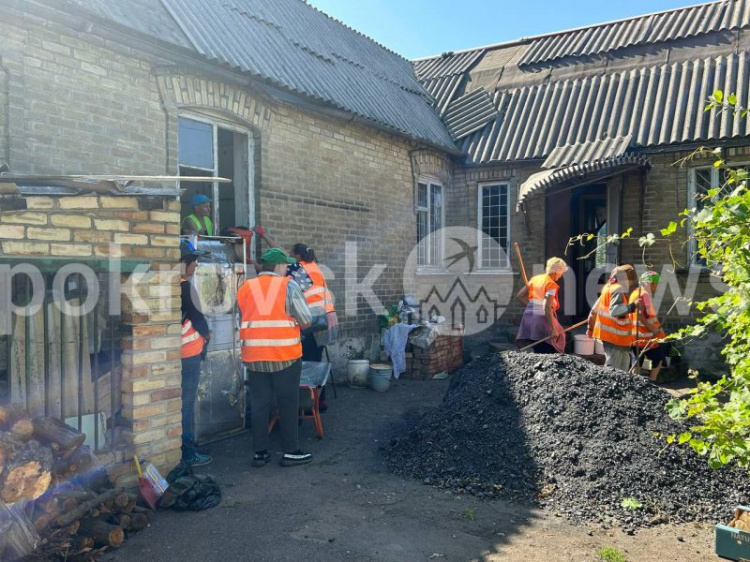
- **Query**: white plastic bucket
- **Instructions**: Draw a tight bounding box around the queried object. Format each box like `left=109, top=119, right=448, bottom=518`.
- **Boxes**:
left=595, top=339, right=605, bottom=355
left=573, top=334, right=595, bottom=356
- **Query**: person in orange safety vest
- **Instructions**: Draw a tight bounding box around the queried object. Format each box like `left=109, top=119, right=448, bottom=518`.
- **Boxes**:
left=587, top=264, right=638, bottom=372
left=288, top=243, right=337, bottom=411
left=515, top=257, right=569, bottom=354
left=180, top=240, right=212, bottom=467
left=238, top=248, right=313, bottom=468
left=629, top=270, right=671, bottom=381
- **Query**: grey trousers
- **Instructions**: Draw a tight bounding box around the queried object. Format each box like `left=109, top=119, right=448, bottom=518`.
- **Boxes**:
left=246, top=359, right=302, bottom=454
left=602, top=342, right=632, bottom=372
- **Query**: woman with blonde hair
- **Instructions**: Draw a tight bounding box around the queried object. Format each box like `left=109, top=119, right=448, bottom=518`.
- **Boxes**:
left=515, top=257, right=569, bottom=354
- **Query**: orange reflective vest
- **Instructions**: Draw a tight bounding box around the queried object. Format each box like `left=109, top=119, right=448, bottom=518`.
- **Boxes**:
left=527, top=273, right=559, bottom=312
left=237, top=275, right=302, bottom=363
left=181, top=278, right=205, bottom=359
left=592, top=282, right=634, bottom=347
left=629, top=288, right=665, bottom=348
left=300, top=261, right=335, bottom=314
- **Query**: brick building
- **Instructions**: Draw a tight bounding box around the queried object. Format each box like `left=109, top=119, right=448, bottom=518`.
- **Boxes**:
left=0, top=0, right=746, bottom=480
left=0, top=0, right=456, bottom=479
left=415, top=0, right=750, bottom=373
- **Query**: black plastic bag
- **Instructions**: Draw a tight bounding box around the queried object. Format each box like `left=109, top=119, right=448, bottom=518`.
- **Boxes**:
left=159, top=461, right=222, bottom=511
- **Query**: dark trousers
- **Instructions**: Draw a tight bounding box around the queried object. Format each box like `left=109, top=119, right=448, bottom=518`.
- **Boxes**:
left=181, top=355, right=202, bottom=458
left=247, top=359, right=302, bottom=453
left=532, top=341, right=558, bottom=354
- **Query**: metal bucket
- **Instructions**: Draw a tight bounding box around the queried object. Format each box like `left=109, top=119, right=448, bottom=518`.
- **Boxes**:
left=369, top=364, right=392, bottom=392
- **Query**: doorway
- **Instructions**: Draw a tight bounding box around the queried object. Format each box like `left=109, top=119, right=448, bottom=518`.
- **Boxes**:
left=546, top=180, right=621, bottom=320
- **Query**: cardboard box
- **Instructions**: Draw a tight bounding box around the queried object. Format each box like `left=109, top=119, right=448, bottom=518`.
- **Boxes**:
left=716, top=506, right=750, bottom=561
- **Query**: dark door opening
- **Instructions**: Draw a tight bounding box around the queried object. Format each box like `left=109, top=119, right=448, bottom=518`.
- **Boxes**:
left=570, top=184, right=608, bottom=319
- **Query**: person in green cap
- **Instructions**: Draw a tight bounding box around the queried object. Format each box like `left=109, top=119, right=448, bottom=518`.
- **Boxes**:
left=629, top=270, right=670, bottom=381
left=237, top=248, right=313, bottom=467
left=182, top=194, right=214, bottom=236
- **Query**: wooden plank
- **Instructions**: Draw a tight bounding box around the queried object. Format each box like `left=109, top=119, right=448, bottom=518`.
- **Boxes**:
left=1, top=174, right=232, bottom=183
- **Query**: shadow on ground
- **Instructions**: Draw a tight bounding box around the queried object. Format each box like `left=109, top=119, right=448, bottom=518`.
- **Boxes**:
left=105, top=378, right=537, bottom=562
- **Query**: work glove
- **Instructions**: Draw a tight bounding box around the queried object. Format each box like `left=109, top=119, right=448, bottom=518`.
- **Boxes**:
left=253, top=225, right=266, bottom=236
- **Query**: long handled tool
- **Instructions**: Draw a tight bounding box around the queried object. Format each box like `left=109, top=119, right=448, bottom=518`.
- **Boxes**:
left=513, top=242, right=530, bottom=287
left=519, top=319, right=588, bottom=351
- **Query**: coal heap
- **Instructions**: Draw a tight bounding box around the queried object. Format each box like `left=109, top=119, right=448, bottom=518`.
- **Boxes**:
left=386, top=352, right=749, bottom=529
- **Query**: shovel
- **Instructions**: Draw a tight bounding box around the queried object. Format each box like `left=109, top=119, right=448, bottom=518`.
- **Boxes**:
left=519, top=320, right=588, bottom=351
left=134, top=455, right=160, bottom=511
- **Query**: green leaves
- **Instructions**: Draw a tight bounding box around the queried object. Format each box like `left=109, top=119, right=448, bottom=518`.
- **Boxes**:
left=678, top=432, right=692, bottom=445
left=660, top=222, right=678, bottom=237
left=620, top=498, right=642, bottom=510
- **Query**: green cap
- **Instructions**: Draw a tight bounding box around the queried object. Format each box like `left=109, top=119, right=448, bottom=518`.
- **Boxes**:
left=641, top=270, right=661, bottom=284
left=260, top=247, right=296, bottom=265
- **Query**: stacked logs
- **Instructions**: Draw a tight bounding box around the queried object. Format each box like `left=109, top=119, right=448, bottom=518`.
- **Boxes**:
left=0, top=406, right=153, bottom=561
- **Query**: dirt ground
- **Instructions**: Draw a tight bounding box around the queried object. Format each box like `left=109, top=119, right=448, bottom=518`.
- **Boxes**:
left=106, top=377, right=717, bottom=562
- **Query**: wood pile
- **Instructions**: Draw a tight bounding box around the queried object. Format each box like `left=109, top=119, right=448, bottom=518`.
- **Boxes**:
left=0, top=406, right=152, bottom=561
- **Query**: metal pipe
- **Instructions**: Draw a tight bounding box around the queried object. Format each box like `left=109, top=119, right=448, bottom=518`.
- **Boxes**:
left=93, top=293, right=100, bottom=452
left=77, top=273, right=83, bottom=433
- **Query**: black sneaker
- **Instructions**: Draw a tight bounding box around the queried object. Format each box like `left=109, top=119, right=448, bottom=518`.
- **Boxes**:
left=252, top=451, right=271, bottom=467
left=280, top=450, right=313, bottom=467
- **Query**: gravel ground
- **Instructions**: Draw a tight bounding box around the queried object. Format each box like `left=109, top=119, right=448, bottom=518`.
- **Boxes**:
left=386, top=352, right=750, bottom=533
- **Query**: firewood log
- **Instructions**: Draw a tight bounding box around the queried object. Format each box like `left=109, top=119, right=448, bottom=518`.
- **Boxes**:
left=77, top=518, right=124, bottom=547
left=129, top=512, right=149, bottom=531
left=62, top=520, right=80, bottom=535
left=54, top=446, right=95, bottom=479
left=54, top=488, right=121, bottom=528
left=32, top=510, right=54, bottom=533
left=32, top=417, right=86, bottom=453
left=118, top=496, right=136, bottom=514
left=73, top=535, right=95, bottom=550
left=0, top=431, right=23, bottom=479
left=116, top=513, right=131, bottom=529
left=0, top=440, right=53, bottom=503
left=56, top=490, right=96, bottom=513
left=0, top=406, right=35, bottom=443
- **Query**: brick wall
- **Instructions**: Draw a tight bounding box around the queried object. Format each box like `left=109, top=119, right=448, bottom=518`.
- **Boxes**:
left=0, top=194, right=183, bottom=481
left=0, top=10, right=458, bottom=472
left=448, top=162, right=545, bottom=347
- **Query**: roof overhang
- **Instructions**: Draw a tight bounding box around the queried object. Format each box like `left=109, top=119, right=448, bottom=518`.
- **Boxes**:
left=517, top=154, right=651, bottom=211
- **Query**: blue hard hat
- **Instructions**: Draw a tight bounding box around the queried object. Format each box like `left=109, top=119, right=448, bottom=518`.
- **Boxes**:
left=191, top=193, right=211, bottom=207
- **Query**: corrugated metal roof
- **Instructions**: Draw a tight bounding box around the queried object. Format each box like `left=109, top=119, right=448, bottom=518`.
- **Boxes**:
left=413, top=50, right=484, bottom=81
left=518, top=0, right=750, bottom=67
left=517, top=155, right=651, bottom=210
left=543, top=135, right=632, bottom=169
left=421, top=74, right=466, bottom=116
left=461, top=51, right=750, bottom=164
left=65, top=0, right=193, bottom=49
left=157, top=0, right=455, bottom=150
left=444, top=89, right=499, bottom=140
left=62, top=0, right=455, bottom=151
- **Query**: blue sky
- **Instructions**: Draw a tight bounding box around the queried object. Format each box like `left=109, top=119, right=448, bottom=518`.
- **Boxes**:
left=308, top=0, right=701, bottom=59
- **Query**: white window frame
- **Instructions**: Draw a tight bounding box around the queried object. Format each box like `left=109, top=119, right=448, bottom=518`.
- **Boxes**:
left=477, top=182, right=511, bottom=271
left=178, top=112, right=255, bottom=237
left=416, top=177, right=445, bottom=268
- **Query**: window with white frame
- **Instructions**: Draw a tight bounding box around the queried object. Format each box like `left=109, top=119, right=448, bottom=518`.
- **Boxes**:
left=178, top=116, right=254, bottom=234
left=478, top=183, right=510, bottom=269
left=416, top=179, right=443, bottom=267
left=688, top=164, right=749, bottom=264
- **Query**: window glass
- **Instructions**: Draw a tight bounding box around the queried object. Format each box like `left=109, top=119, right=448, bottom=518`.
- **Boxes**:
left=178, top=118, right=214, bottom=170
left=480, top=184, right=509, bottom=268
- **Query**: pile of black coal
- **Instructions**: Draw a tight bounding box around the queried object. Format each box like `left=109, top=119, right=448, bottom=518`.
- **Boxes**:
left=385, top=352, right=749, bottom=530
